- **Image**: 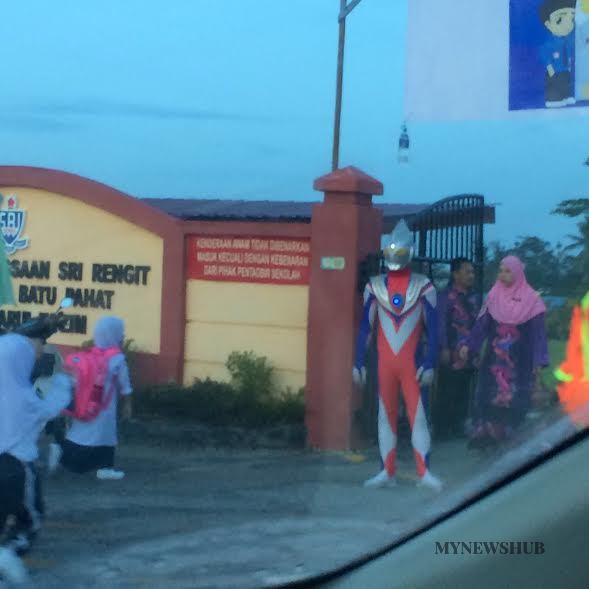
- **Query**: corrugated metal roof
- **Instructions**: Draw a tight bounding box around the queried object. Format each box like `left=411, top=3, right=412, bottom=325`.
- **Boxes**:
left=143, top=198, right=428, bottom=223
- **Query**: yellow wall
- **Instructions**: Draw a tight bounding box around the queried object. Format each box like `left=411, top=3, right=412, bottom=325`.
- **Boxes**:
left=0, top=187, right=163, bottom=353
left=184, top=280, right=308, bottom=390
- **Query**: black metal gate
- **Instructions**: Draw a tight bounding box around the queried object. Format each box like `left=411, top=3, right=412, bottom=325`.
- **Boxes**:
left=355, top=194, right=488, bottom=445
left=412, top=194, right=486, bottom=293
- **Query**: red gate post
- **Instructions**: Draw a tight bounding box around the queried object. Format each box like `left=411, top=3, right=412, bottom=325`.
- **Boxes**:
left=305, top=166, right=383, bottom=450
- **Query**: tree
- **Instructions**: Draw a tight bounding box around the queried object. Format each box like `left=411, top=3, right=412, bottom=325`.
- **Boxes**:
left=552, top=198, right=589, bottom=297
left=511, top=236, right=558, bottom=293
left=552, top=198, right=589, bottom=218
left=551, top=241, right=578, bottom=297
left=483, top=241, right=508, bottom=291
left=483, top=237, right=571, bottom=296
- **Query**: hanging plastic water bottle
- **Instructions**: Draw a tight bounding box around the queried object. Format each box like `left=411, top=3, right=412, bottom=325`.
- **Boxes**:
left=398, top=123, right=410, bottom=165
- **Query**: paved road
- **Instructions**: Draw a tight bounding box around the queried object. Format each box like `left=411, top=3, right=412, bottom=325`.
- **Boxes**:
left=9, top=434, right=494, bottom=588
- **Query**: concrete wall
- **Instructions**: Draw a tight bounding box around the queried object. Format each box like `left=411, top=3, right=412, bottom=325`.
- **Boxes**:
left=0, top=186, right=164, bottom=353
left=184, top=280, right=309, bottom=390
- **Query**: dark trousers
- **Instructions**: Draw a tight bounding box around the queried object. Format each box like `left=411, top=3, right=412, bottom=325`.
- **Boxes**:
left=0, top=453, right=43, bottom=555
left=60, top=440, right=115, bottom=474
left=545, top=71, right=572, bottom=103
left=433, top=367, right=474, bottom=438
left=45, top=417, right=67, bottom=445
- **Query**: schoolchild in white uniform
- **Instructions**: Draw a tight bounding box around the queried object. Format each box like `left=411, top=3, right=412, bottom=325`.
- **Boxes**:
left=49, top=316, right=133, bottom=480
left=0, top=334, right=73, bottom=583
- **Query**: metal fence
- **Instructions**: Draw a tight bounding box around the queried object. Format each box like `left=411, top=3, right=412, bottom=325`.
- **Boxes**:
left=358, top=194, right=486, bottom=294
left=412, top=194, right=486, bottom=293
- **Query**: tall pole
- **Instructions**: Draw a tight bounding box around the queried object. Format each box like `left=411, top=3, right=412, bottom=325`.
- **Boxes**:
left=332, top=0, right=347, bottom=171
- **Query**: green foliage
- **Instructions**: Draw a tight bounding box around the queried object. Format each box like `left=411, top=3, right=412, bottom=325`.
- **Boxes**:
left=551, top=198, right=589, bottom=218
left=134, top=380, right=305, bottom=427
left=552, top=199, right=589, bottom=296
left=135, top=379, right=237, bottom=423
left=134, top=351, right=305, bottom=428
left=545, top=300, right=576, bottom=341
left=226, top=350, right=274, bottom=402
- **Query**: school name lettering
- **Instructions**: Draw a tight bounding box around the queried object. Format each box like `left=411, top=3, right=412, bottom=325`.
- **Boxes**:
left=10, top=259, right=151, bottom=286
left=188, top=236, right=311, bottom=286
left=0, top=310, right=88, bottom=335
left=92, top=264, right=151, bottom=285
left=17, top=285, right=115, bottom=310
left=5, top=260, right=153, bottom=335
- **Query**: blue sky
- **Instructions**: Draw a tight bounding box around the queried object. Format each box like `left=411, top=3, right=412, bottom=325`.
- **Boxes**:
left=0, top=0, right=587, bottom=246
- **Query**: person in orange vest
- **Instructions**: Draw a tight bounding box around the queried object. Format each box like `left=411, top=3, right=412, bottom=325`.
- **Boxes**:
left=554, top=292, right=589, bottom=427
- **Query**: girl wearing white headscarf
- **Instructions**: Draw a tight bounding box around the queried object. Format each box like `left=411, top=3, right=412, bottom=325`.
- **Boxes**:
left=0, top=334, right=72, bottom=581
left=50, top=316, right=133, bottom=481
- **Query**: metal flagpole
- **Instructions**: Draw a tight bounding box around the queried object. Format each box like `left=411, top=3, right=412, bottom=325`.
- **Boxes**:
left=331, top=0, right=366, bottom=171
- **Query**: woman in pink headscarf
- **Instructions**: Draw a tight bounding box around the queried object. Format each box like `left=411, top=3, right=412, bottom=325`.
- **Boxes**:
left=458, top=256, right=549, bottom=448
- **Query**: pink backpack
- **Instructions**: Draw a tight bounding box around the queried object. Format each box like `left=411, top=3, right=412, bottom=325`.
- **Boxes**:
left=63, top=346, right=121, bottom=421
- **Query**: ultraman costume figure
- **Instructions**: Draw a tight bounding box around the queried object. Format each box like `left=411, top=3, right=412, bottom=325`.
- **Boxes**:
left=353, top=220, right=443, bottom=491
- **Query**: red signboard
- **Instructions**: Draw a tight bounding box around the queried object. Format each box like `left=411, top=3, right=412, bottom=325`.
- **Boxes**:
left=186, top=236, right=311, bottom=286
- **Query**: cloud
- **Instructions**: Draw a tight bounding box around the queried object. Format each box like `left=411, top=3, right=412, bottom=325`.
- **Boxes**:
left=24, top=98, right=269, bottom=123
left=0, top=114, right=76, bottom=133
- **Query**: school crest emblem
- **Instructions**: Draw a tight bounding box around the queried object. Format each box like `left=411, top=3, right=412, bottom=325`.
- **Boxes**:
left=0, top=194, right=30, bottom=255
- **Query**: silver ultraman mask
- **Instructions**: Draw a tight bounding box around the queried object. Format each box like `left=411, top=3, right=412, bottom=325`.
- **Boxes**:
left=382, top=219, right=414, bottom=271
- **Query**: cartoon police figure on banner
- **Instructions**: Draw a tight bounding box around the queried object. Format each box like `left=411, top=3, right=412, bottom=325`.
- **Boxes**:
left=538, top=0, right=576, bottom=108
left=509, top=0, right=589, bottom=111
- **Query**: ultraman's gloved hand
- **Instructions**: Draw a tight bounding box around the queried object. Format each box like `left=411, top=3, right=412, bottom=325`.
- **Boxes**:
left=416, top=366, right=434, bottom=387
left=352, top=366, right=367, bottom=387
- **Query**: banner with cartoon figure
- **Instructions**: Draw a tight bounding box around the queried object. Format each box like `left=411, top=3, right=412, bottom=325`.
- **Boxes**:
left=510, top=0, right=589, bottom=110
left=578, top=0, right=589, bottom=101
left=404, top=0, right=589, bottom=121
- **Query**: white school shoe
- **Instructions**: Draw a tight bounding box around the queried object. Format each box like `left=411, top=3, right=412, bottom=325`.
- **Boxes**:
left=96, top=468, right=125, bottom=481
left=363, top=469, right=397, bottom=488
left=418, top=470, right=444, bottom=492
left=47, top=442, right=63, bottom=474
left=0, top=547, right=28, bottom=584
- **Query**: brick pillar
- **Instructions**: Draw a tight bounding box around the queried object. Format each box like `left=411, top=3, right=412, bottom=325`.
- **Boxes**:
left=305, top=166, right=383, bottom=450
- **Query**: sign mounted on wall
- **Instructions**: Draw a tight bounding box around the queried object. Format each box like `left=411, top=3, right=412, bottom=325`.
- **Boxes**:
left=0, top=187, right=164, bottom=353
left=0, top=193, right=30, bottom=254
left=187, top=236, right=311, bottom=286
left=320, top=256, right=345, bottom=271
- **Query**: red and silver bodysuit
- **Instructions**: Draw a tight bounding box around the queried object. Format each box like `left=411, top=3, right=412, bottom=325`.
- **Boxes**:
left=355, top=267, right=439, bottom=486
